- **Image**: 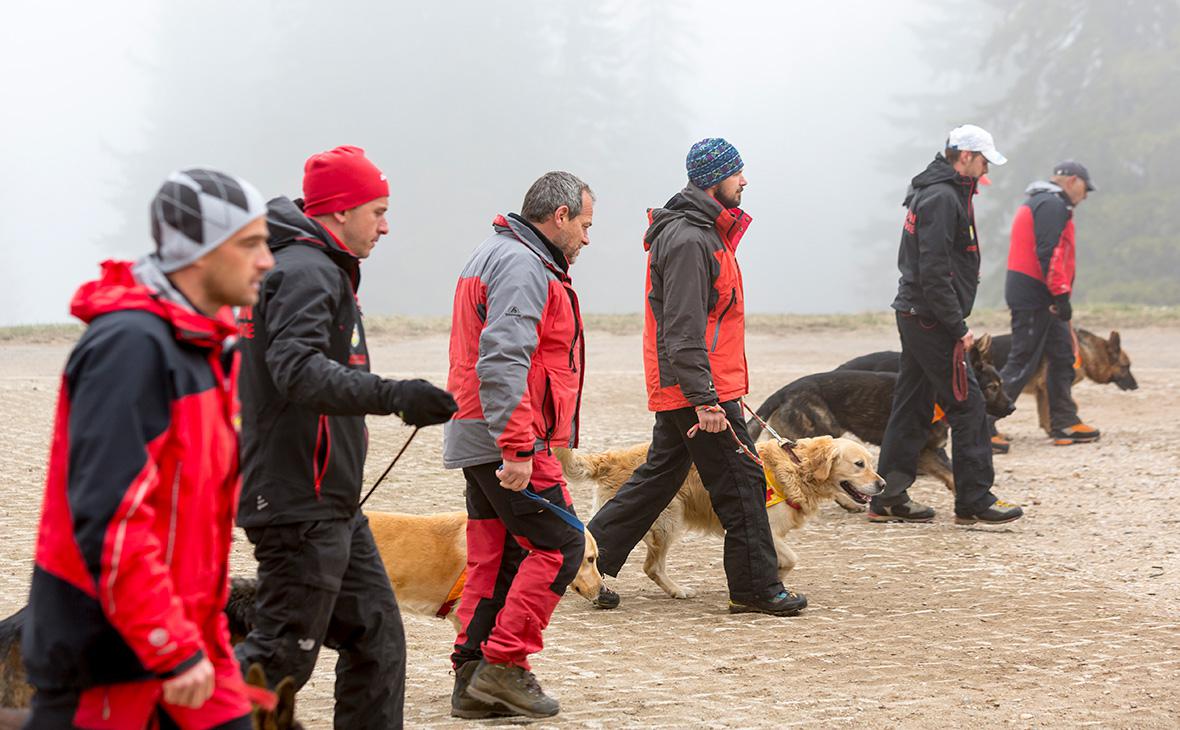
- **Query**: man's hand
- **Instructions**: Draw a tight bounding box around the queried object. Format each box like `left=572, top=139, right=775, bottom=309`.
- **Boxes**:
left=162, top=657, right=214, bottom=709
left=1051, top=294, right=1072, bottom=321
left=960, top=329, right=975, bottom=352
left=496, top=459, right=532, bottom=491
left=695, top=404, right=727, bottom=433
left=393, top=379, right=458, bottom=427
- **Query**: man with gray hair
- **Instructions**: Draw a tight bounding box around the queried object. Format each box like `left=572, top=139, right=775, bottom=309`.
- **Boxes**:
left=442, top=171, right=594, bottom=719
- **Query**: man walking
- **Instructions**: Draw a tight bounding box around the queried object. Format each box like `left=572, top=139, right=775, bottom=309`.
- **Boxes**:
left=870, top=125, right=1024, bottom=525
left=998, top=160, right=1099, bottom=447
left=23, top=168, right=273, bottom=728
left=234, top=145, right=456, bottom=729
left=588, top=138, right=808, bottom=617
left=443, top=171, right=594, bottom=719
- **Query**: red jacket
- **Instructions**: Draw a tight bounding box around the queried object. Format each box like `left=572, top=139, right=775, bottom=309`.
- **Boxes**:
left=1005, top=181, right=1076, bottom=309
left=642, top=185, right=751, bottom=411
left=24, top=259, right=245, bottom=704
left=444, top=214, right=584, bottom=468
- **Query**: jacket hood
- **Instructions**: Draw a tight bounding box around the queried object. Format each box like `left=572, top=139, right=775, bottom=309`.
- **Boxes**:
left=70, top=258, right=237, bottom=348
left=1025, top=180, right=1064, bottom=196
left=492, top=213, right=570, bottom=281
left=644, top=184, right=751, bottom=252
left=266, top=196, right=360, bottom=288
left=903, top=154, right=976, bottom=207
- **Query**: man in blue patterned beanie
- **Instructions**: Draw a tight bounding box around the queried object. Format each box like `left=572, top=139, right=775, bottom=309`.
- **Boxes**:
left=586, top=138, right=809, bottom=619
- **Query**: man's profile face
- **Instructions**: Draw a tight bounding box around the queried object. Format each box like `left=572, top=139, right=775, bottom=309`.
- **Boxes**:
left=712, top=171, right=747, bottom=209
left=554, top=191, right=594, bottom=265
left=963, top=152, right=989, bottom=179
left=202, top=217, right=274, bottom=308
left=337, top=197, right=390, bottom=259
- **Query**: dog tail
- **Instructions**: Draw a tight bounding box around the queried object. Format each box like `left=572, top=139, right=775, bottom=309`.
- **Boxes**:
left=553, top=447, right=597, bottom=481
left=746, top=385, right=789, bottom=441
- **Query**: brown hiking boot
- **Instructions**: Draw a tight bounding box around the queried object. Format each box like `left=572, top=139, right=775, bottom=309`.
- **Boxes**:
left=466, top=661, right=559, bottom=719
left=1051, top=423, right=1100, bottom=445
left=451, top=660, right=519, bottom=719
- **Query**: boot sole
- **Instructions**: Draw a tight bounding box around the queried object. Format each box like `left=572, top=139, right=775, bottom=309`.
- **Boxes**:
left=867, top=513, right=934, bottom=523
left=727, top=602, right=806, bottom=617
left=1053, top=436, right=1100, bottom=446
left=954, top=513, right=1023, bottom=525
left=465, top=685, right=559, bottom=719
left=450, top=707, right=519, bottom=719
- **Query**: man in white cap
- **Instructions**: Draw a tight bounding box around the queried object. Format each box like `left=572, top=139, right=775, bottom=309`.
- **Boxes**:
left=23, top=169, right=274, bottom=728
left=870, top=125, right=1025, bottom=525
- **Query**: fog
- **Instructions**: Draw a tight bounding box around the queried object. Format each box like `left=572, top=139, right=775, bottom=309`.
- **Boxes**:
left=3, top=1, right=1173, bottom=326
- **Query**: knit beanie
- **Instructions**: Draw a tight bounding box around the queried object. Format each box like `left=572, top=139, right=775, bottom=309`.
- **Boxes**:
left=302, top=145, right=389, bottom=216
left=686, top=138, right=744, bottom=189
left=150, top=168, right=267, bottom=274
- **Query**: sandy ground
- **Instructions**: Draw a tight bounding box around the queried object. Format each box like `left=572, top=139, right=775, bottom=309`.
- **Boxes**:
left=1, top=323, right=1178, bottom=728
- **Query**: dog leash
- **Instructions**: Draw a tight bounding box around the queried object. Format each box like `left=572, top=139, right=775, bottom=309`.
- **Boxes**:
left=739, top=399, right=802, bottom=465
left=220, top=677, right=277, bottom=712
left=358, top=427, right=421, bottom=508
left=952, top=339, right=968, bottom=403
left=686, top=405, right=765, bottom=467
left=520, top=488, right=585, bottom=532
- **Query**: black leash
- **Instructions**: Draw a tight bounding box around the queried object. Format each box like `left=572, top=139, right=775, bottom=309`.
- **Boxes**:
left=358, top=427, right=420, bottom=508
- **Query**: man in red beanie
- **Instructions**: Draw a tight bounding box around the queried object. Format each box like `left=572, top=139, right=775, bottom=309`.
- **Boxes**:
left=235, top=145, right=457, bottom=729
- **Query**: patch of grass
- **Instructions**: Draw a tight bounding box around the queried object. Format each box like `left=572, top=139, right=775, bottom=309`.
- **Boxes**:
left=0, top=323, right=84, bottom=343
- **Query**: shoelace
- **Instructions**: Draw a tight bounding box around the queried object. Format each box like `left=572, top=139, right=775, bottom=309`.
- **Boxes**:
left=522, top=671, right=544, bottom=696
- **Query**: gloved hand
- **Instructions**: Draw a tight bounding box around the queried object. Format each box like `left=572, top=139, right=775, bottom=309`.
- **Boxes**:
left=389, top=379, right=457, bottom=427
left=1051, top=293, right=1072, bottom=322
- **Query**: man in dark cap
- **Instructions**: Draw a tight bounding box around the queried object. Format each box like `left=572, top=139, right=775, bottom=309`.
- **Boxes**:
left=587, top=138, right=808, bottom=617
left=999, top=160, right=1099, bottom=447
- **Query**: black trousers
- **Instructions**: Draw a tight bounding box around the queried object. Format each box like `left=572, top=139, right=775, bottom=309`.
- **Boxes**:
left=875, top=312, right=997, bottom=517
left=587, top=400, right=783, bottom=603
left=235, top=512, right=405, bottom=730
left=451, top=459, right=585, bottom=669
left=999, top=308, right=1078, bottom=431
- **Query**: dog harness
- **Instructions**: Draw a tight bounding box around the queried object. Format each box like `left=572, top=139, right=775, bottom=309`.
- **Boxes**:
left=437, top=569, right=467, bottom=619
left=763, top=465, right=802, bottom=511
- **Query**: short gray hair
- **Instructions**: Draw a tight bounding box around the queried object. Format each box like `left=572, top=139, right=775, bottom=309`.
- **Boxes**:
left=521, top=171, right=594, bottom=223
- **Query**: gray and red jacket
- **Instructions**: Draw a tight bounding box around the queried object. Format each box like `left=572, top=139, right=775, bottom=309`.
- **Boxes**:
left=25, top=258, right=243, bottom=694
left=642, top=184, right=751, bottom=411
left=443, top=213, right=584, bottom=468
left=1005, top=181, right=1076, bottom=310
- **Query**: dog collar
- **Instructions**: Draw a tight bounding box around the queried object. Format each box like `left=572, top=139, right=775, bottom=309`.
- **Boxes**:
left=763, top=466, right=802, bottom=511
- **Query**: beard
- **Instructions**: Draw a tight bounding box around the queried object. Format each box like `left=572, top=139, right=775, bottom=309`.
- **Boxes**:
left=716, top=187, right=742, bottom=209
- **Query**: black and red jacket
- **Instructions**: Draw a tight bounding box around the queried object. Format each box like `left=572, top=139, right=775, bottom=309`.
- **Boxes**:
left=642, top=184, right=752, bottom=411
left=891, top=154, right=982, bottom=339
left=1005, top=181, right=1075, bottom=310
left=236, top=197, right=405, bottom=528
left=24, top=259, right=242, bottom=690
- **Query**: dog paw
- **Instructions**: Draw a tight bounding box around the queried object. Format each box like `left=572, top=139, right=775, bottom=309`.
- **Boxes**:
left=670, top=586, right=697, bottom=599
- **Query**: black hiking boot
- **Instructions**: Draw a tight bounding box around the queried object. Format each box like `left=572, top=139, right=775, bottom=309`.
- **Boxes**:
left=592, top=582, right=620, bottom=609
left=728, top=589, right=808, bottom=617
left=451, top=660, right=519, bottom=719
left=955, top=499, right=1024, bottom=525
left=466, top=661, right=560, bottom=719
left=867, top=499, right=936, bottom=523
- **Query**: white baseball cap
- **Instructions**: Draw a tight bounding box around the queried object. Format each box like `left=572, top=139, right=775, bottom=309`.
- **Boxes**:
left=946, top=124, right=1007, bottom=165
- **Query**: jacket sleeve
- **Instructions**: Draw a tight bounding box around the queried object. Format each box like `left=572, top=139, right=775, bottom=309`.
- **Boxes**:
left=914, top=191, right=969, bottom=338
left=262, top=264, right=399, bottom=416
left=476, top=250, right=549, bottom=462
left=65, top=326, right=205, bottom=678
left=1033, top=197, right=1073, bottom=296
left=657, top=232, right=718, bottom=405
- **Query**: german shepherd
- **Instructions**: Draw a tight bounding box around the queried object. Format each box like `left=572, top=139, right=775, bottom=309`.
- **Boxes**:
left=837, top=328, right=1137, bottom=434
left=557, top=437, right=884, bottom=600
left=752, top=335, right=1011, bottom=504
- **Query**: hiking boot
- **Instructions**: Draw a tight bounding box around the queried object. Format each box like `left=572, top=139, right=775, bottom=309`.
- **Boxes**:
left=451, top=660, right=519, bottom=719
left=867, top=500, right=935, bottom=523
left=955, top=499, right=1024, bottom=525
left=1051, top=423, right=1101, bottom=445
left=991, top=435, right=1011, bottom=454
left=466, top=661, right=559, bottom=718
left=592, top=582, right=620, bottom=610
left=728, top=589, right=808, bottom=617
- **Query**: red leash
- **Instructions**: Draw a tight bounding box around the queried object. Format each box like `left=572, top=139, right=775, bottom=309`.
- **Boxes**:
left=687, top=405, right=764, bottom=467
left=740, top=400, right=802, bottom=465
left=220, top=677, right=277, bottom=712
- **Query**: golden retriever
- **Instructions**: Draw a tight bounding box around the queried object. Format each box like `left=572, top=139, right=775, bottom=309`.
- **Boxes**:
left=366, top=510, right=604, bottom=629
left=556, top=436, right=884, bottom=599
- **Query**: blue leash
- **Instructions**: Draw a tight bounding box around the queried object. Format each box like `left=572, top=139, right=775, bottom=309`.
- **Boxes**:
left=520, top=488, right=585, bottom=532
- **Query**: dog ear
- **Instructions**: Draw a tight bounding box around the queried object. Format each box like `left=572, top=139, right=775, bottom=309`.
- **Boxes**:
left=809, top=437, right=837, bottom=482
left=246, top=663, right=267, bottom=689
left=973, top=333, right=992, bottom=365
left=275, top=676, right=297, bottom=729
left=1108, top=330, right=1121, bottom=353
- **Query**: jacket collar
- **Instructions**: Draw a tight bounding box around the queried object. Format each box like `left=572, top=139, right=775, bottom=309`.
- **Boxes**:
left=644, top=184, right=753, bottom=252
left=71, top=258, right=238, bottom=350
left=266, top=196, right=362, bottom=291
left=492, top=213, right=571, bottom=282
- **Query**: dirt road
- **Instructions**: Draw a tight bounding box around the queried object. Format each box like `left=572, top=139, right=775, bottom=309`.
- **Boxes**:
left=2, top=322, right=1177, bottom=727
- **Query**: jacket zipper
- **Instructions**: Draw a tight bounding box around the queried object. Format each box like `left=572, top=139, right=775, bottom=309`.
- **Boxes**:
left=567, top=287, right=582, bottom=372
left=710, top=288, right=737, bottom=353
left=541, top=378, right=555, bottom=454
